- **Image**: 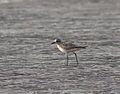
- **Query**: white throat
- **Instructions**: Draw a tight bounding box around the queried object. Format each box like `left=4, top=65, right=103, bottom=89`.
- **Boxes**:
left=57, top=44, right=66, bottom=53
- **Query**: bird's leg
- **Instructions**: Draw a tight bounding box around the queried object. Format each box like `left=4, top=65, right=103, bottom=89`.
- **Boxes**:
left=74, top=52, right=79, bottom=65
left=66, top=53, right=69, bottom=66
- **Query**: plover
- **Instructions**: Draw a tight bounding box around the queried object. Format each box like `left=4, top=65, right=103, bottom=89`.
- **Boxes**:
left=51, top=39, right=87, bottom=66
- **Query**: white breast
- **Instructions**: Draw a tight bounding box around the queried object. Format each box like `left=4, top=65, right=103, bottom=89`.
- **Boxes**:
left=57, top=44, right=66, bottom=53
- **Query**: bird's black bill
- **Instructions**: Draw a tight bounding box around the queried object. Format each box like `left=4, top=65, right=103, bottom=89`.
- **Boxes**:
left=51, top=42, right=55, bottom=44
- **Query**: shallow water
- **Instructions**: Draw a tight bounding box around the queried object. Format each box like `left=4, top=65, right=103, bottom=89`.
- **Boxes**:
left=0, top=0, right=120, bottom=94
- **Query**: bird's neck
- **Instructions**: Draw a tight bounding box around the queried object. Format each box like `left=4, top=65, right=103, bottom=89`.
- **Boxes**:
left=56, top=42, right=63, bottom=45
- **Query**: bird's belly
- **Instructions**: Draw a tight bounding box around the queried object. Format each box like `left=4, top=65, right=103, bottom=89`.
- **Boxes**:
left=57, top=45, right=66, bottom=53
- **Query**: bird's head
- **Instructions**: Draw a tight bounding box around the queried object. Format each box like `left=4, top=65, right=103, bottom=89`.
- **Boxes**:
left=51, top=39, right=62, bottom=44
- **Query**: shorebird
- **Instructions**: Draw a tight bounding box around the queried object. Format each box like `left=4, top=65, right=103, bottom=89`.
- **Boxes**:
left=51, top=39, right=87, bottom=66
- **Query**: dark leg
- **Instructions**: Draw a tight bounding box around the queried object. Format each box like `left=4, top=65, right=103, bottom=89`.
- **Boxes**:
left=74, top=53, right=79, bottom=65
left=66, top=53, right=69, bottom=66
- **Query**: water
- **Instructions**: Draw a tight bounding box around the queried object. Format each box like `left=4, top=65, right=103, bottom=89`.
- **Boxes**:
left=0, top=0, right=120, bottom=94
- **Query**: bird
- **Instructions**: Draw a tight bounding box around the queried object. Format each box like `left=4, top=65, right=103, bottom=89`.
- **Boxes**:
left=51, top=38, right=87, bottom=66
